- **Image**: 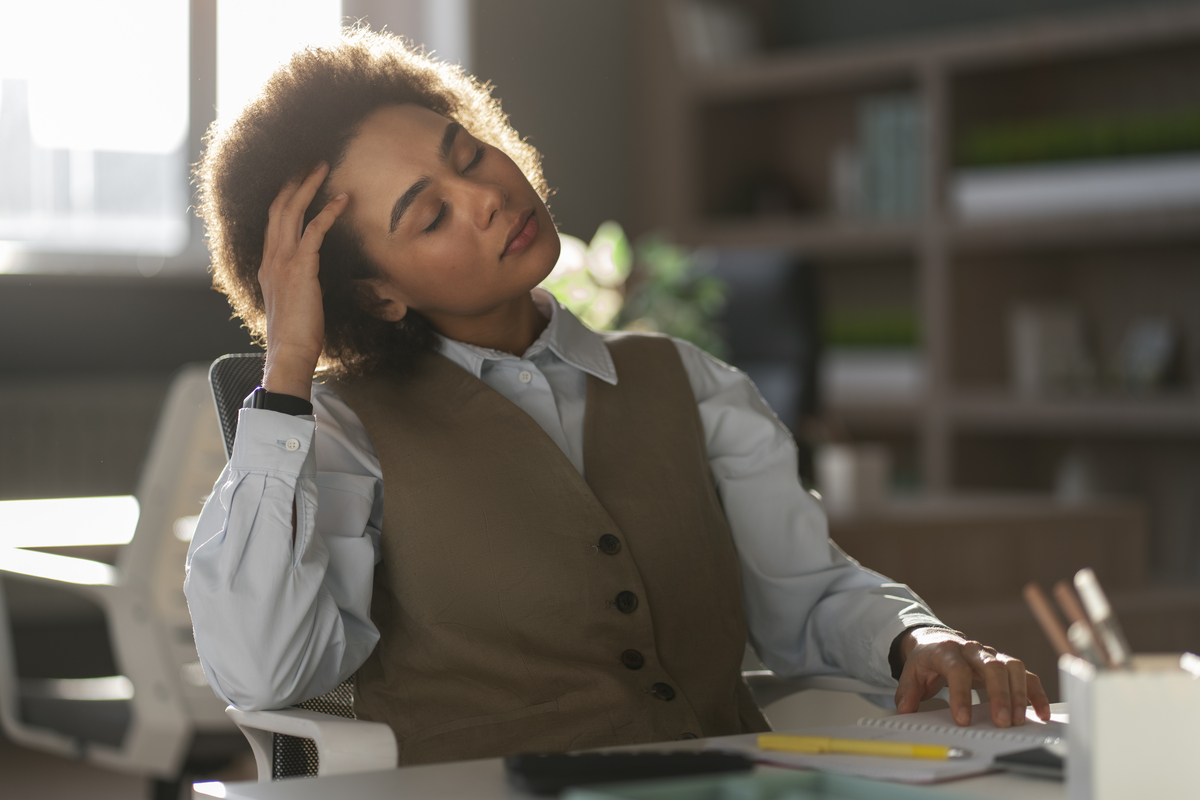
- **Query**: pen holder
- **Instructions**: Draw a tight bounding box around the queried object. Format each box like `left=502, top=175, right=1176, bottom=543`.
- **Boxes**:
left=1060, top=653, right=1200, bottom=800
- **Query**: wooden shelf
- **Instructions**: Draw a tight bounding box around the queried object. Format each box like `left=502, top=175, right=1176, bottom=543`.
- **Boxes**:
left=684, top=218, right=918, bottom=257
left=824, top=399, right=922, bottom=429
left=948, top=392, right=1200, bottom=435
left=687, top=5, right=1200, bottom=102
left=635, top=0, right=1200, bottom=498
left=951, top=204, right=1200, bottom=253
left=687, top=203, right=1200, bottom=256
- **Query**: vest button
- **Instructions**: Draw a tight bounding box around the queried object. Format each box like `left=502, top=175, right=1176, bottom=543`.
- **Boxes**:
left=615, top=591, right=638, bottom=613
left=679, top=732, right=698, bottom=740
left=598, top=534, right=621, bottom=555
left=651, top=682, right=676, bottom=701
left=621, top=649, right=644, bottom=670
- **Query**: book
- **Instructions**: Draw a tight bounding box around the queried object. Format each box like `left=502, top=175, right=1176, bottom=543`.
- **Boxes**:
left=710, top=702, right=1068, bottom=784
left=953, top=153, right=1200, bottom=220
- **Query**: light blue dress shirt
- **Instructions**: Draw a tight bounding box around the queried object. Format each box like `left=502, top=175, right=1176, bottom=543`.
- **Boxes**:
left=184, top=289, right=943, bottom=711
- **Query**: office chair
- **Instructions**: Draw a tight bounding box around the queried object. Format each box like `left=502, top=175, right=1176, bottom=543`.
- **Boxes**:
left=209, top=354, right=398, bottom=781
left=209, top=353, right=898, bottom=782
left=0, top=365, right=244, bottom=797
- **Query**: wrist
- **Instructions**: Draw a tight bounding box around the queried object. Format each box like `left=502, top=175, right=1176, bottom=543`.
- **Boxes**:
left=246, top=386, right=314, bottom=416
left=263, top=351, right=318, bottom=400
left=261, top=373, right=314, bottom=400
left=891, top=625, right=965, bottom=679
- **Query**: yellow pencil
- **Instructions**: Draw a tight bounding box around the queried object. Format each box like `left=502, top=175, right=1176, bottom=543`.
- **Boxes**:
left=757, top=734, right=971, bottom=760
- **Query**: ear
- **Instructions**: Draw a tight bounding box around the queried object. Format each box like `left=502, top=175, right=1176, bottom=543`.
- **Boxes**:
left=352, top=278, right=409, bottom=323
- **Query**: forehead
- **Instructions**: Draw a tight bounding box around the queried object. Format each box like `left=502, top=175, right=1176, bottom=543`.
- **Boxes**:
left=330, top=104, right=453, bottom=229
left=350, top=103, right=451, bottom=159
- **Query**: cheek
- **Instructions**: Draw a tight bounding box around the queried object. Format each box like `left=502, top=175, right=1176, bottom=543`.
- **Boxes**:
left=397, top=240, right=492, bottom=302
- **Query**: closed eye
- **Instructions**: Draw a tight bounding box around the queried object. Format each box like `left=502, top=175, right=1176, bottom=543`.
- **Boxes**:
left=424, top=146, right=484, bottom=233
left=424, top=203, right=447, bottom=233
left=464, top=144, right=484, bottom=172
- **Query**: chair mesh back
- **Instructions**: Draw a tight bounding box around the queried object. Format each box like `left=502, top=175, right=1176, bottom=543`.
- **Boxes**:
left=209, top=354, right=266, bottom=459
left=208, top=354, right=360, bottom=779
left=272, top=677, right=357, bottom=780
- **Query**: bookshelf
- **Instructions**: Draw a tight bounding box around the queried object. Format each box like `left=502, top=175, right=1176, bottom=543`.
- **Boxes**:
left=630, top=2, right=1200, bottom=591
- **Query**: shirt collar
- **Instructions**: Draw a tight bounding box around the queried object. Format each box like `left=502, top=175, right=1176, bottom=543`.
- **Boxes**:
left=435, top=287, right=618, bottom=385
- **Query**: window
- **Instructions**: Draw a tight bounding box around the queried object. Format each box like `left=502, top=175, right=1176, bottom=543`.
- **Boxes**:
left=0, top=0, right=190, bottom=258
left=216, top=0, right=343, bottom=124
left=0, top=0, right=467, bottom=273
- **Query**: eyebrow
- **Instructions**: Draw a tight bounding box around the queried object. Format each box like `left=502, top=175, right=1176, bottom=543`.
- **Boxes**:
left=388, top=121, right=462, bottom=234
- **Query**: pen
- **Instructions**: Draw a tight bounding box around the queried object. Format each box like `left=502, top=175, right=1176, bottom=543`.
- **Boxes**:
left=1023, top=582, right=1076, bottom=658
left=1074, top=568, right=1132, bottom=668
left=1067, top=620, right=1105, bottom=666
left=757, top=734, right=971, bottom=761
left=1053, top=580, right=1112, bottom=667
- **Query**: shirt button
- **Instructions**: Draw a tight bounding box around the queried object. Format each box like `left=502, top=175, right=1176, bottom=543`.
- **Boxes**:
left=651, top=682, right=676, bottom=701
left=518, top=370, right=533, bottom=384
left=621, top=649, right=644, bottom=670
left=598, top=534, right=621, bottom=555
left=284, top=438, right=300, bottom=452
left=615, top=591, right=638, bottom=614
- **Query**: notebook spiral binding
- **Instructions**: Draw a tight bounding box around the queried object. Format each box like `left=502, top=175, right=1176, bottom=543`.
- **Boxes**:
left=856, top=716, right=1062, bottom=746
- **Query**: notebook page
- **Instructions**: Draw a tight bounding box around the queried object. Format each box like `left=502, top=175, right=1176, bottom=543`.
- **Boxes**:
left=708, top=703, right=1067, bottom=784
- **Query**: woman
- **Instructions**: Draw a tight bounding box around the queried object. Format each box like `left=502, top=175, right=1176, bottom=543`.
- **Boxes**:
left=185, top=28, right=1048, bottom=766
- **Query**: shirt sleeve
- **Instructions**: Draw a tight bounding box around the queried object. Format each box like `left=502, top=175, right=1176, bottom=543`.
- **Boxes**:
left=183, top=385, right=382, bottom=710
left=671, top=339, right=945, bottom=688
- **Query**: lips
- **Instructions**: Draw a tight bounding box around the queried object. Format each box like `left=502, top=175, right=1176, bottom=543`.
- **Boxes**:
left=502, top=210, right=539, bottom=258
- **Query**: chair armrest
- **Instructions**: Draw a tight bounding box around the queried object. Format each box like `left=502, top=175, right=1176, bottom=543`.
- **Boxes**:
left=742, top=670, right=896, bottom=707
left=226, top=706, right=397, bottom=781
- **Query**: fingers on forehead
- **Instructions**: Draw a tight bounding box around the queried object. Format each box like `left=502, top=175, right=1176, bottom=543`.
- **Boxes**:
left=273, top=164, right=327, bottom=205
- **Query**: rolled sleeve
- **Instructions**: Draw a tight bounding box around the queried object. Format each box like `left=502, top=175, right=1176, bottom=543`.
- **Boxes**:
left=184, top=401, right=381, bottom=710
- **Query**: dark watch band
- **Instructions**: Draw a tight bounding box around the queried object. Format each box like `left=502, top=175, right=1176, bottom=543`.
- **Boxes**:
left=246, top=386, right=314, bottom=416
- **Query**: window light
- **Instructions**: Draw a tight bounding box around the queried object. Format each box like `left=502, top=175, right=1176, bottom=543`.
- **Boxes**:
left=0, top=496, right=139, bottom=548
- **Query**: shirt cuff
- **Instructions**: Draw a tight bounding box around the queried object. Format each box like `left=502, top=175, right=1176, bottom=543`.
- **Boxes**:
left=230, top=407, right=316, bottom=474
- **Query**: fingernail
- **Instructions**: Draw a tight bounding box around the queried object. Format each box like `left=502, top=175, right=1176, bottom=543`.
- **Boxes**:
left=957, top=710, right=970, bottom=725
left=335, top=192, right=348, bottom=200
left=997, top=708, right=1010, bottom=726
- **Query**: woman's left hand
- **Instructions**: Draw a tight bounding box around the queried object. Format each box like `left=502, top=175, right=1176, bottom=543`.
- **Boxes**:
left=895, top=627, right=1052, bottom=727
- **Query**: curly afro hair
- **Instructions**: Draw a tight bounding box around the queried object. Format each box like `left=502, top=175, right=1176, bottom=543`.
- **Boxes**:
left=195, top=26, right=549, bottom=376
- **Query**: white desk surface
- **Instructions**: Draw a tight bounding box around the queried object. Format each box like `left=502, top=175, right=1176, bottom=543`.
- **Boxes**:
left=194, top=737, right=1064, bottom=800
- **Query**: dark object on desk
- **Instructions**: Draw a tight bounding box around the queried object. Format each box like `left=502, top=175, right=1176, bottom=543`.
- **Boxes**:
left=994, top=746, right=1064, bottom=780
left=505, top=752, right=755, bottom=795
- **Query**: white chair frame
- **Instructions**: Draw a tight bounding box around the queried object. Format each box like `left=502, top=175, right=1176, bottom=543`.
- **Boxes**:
left=0, top=365, right=236, bottom=778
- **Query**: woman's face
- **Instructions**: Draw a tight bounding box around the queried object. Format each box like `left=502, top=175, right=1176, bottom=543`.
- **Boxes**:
left=327, top=103, right=559, bottom=325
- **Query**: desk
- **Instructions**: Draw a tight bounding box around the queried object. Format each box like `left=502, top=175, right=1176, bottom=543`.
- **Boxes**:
left=193, top=738, right=1064, bottom=800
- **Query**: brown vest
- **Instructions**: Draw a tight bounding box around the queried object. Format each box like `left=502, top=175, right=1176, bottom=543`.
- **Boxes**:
left=327, top=333, right=769, bottom=765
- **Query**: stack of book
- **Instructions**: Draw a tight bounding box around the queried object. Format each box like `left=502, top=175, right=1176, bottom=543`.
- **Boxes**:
left=833, top=93, right=925, bottom=222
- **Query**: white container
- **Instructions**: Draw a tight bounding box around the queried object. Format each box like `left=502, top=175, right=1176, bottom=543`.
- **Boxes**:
left=1060, top=653, right=1200, bottom=800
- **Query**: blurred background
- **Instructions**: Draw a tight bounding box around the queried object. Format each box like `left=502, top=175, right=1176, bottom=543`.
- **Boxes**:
left=2, top=0, right=1199, bottom=796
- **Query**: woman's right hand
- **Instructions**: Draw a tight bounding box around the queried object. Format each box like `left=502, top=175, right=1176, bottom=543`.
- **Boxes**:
left=258, top=163, right=350, bottom=400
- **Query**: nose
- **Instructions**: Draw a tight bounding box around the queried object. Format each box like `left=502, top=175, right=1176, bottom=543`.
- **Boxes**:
left=457, top=176, right=506, bottom=229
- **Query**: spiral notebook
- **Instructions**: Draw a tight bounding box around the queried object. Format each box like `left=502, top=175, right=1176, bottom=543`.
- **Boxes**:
left=711, top=703, right=1068, bottom=784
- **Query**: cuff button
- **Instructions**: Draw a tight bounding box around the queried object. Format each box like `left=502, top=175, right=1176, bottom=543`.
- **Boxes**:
left=285, top=438, right=300, bottom=452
